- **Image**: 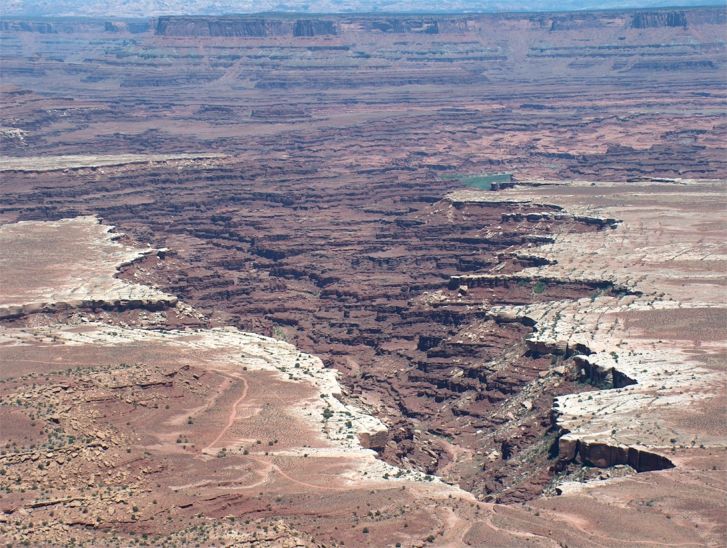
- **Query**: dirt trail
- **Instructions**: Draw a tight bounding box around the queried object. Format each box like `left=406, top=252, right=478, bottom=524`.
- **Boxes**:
left=203, top=376, right=250, bottom=453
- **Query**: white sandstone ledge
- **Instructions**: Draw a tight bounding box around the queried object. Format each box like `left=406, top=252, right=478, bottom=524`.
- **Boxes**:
left=0, top=216, right=177, bottom=318
left=451, top=179, right=727, bottom=475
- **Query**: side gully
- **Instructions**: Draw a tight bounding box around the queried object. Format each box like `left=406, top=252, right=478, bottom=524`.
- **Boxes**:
left=521, top=331, right=674, bottom=473
left=473, top=203, right=676, bottom=485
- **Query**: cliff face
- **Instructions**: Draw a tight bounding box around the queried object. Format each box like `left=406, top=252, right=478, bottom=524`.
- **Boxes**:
left=4, top=8, right=723, bottom=37
left=0, top=18, right=148, bottom=34
left=293, top=19, right=337, bottom=37
left=631, top=11, right=688, bottom=28
left=155, top=17, right=281, bottom=37
left=154, top=16, right=340, bottom=37
left=152, top=15, right=447, bottom=37
left=0, top=20, right=57, bottom=33
left=148, top=8, right=727, bottom=37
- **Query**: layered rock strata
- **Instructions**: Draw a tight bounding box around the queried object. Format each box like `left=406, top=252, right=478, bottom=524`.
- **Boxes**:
left=450, top=181, right=727, bottom=488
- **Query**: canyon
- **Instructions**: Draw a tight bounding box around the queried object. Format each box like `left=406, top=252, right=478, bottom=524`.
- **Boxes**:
left=0, top=6, right=725, bottom=546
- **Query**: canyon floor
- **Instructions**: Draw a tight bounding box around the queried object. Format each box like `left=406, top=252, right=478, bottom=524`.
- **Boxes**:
left=0, top=6, right=726, bottom=547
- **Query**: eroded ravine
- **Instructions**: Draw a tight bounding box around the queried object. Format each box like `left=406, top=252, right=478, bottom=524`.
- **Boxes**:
left=108, top=183, right=618, bottom=503
left=4, top=158, right=721, bottom=513
left=1, top=176, right=725, bottom=546
left=1, top=7, right=726, bottom=544
left=452, top=180, right=727, bottom=500
left=2, top=159, right=650, bottom=503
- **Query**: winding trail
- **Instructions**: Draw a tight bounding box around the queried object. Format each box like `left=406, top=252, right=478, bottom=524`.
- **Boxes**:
left=203, top=376, right=249, bottom=453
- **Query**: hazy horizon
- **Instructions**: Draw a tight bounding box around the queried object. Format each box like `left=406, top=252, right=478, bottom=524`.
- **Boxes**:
left=3, top=0, right=725, bottom=18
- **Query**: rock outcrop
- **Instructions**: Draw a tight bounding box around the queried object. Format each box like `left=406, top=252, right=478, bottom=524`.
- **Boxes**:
left=293, top=19, right=337, bottom=37
left=454, top=180, right=726, bottom=479
left=631, top=11, right=687, bottom=29
left=0, top=216, right=177, bottom=319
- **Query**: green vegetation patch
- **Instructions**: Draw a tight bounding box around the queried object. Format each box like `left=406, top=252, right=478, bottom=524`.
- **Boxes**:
left=443, top=172, right=512, bottom=190
left=532, top=280, right=546, bottom=294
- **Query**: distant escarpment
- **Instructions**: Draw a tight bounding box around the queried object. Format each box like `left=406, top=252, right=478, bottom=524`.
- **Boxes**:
left=293, top=19, right=337, bottom=37
left=631, top=11, right=687, bottom=29
left=0, top=20, right=56, bottom=33
left=155, top=17, right=281, bottom=37
left=152, top=11, right=719, bottom=37
left=154, top=16, right=341, bottom=37
left=4, top=7, right=725, bottom=38
left=153, top=15, right=450, bottom=37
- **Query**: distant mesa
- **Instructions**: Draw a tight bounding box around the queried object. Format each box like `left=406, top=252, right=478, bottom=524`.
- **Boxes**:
left=631, top=11, right=688, bottom=29
left=293, top=19, right=337, bottom=37
left=155, top=16, right=338, bottom=37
